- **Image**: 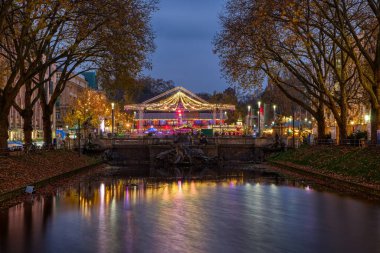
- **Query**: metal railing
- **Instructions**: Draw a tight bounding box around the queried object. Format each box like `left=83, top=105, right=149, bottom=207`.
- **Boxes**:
left=314, top=139, right=337, bottom=146
left=340, top=139, right=366, bottom=147
left=103, top=136, right=268, bottom=146
left=0, top=139, right=77, bottom=157
left=314, top=138, right=368, bottom=147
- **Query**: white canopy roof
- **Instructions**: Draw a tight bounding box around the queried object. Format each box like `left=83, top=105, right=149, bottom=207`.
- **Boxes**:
left=125, top=86, right=235, bottom=112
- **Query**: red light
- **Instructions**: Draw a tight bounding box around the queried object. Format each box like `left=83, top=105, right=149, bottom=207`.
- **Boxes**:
left=177, top=109, right=182, bottom=113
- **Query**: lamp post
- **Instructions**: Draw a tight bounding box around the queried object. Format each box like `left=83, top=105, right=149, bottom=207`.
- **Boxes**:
left=273, top=104, right=277, bottom=134
left=71, top=109, right=80, bottom=156
left=77, top=118, right=81, bottom=156
left=365, top=114, right=371, bottom=141
left=258, top=101, right=261, bottom=137
left=247, top=105, right=251, bottom=133
left=292, top=114, right=295, bottom=148
left=111, top=102, right=115, bottom=136
left=365, top=114, right=370, bottom=123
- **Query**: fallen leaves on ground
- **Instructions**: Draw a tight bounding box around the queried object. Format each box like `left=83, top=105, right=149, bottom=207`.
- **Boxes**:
left=0, top=151, right=98, bottom=195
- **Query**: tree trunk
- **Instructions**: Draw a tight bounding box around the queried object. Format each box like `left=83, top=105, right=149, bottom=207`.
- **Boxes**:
left=316, top=118, right=326, bottom=139
left=338, top=84, right=349, bottom=144
left=0, top=114, right=9, bottom=153
left=370, top=84, right=380, bottom=145
left=21, top=109, right=34, bottom=145
left=371, top=102, right=380, bottom=145
left=20, top=81, right=36, bottom=145
left=315, top=101, right=326, bottom=139
left=337, top=121, right=347, bottom=144
left=336, top=101, right=348, bottom=144
left=42, top=105, right=53, bottom=147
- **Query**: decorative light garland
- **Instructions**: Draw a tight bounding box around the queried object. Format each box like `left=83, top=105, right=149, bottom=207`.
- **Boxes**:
left=125, top=87, right=235, bottom=112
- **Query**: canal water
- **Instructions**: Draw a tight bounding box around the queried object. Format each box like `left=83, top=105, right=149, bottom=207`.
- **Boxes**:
left=0, top=166, right=380, bottom=253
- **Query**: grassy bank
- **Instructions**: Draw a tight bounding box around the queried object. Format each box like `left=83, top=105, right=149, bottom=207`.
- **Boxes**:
left=269, top=145, right=380, bottom=184
left=0, top=150, right=100, bottom=195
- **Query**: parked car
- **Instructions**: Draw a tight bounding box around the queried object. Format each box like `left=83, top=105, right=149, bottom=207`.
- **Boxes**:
left=7, top=141, right=23, bottom=151
left=33, top=141, right=44, bottom=148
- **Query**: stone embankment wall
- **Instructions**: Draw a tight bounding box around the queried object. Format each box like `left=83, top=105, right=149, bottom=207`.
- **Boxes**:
left=110, top=143, right=268, bottom=165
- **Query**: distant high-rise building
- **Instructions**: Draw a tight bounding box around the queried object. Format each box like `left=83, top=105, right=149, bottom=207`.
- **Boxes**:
left=82, top=72, right=98, bottom=90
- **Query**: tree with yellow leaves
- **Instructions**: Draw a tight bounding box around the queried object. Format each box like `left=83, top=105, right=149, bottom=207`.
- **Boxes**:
left=64, top=88, right=130, bottom=133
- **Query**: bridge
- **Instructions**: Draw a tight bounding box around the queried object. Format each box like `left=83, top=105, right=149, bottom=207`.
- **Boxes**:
left=102, top=136, right=278, bottom=166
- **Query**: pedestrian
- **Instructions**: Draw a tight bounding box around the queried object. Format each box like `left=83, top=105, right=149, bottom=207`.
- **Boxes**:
left=200, top=134, right=208, bottom=145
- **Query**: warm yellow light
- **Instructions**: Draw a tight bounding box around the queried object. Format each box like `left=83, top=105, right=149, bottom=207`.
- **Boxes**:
left=111, top=103, right=115, bottom=110
left=263, top=129, right=273, bottom=134
left=365, top=114, right=370, bottom=122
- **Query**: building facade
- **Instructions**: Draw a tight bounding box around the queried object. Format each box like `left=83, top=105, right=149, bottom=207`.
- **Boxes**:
left=8, top=72, right=88, bottom=141
left=8, top=68, right=58, bottom=141
left=55, top=74, right=88, bottom=130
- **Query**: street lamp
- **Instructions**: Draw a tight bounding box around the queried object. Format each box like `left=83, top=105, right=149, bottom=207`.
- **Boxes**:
left=247, top=105, right=251, bottom=131
left=71, top=109, right=80, bottom=156
left=257, top=110, right=260, bottom=137
left=257, top=101, right=261, bottom=137
left=365, top=114, right=370, bottom=123
left=111, top=102, right=115, bottom=136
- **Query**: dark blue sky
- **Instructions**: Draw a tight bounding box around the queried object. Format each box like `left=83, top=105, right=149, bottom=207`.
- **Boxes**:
left=144, top=0, right=229, bottom=93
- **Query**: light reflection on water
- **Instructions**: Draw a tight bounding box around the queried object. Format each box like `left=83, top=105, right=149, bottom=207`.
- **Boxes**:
left=1, top=171, right=380, bottom=253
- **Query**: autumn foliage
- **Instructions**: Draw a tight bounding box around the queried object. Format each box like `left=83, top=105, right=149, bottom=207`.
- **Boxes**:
left=64, top=89, right=130, bottom=132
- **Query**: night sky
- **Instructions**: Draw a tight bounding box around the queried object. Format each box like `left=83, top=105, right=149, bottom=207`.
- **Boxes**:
left=144, top=0, right=229, bottom=93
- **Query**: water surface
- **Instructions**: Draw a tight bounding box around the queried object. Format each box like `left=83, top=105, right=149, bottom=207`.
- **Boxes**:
left=0, top=167, right=379, bottom=253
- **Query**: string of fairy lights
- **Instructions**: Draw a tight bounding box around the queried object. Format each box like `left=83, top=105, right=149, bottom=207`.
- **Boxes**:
left=125, top=88, right=235, bottom=112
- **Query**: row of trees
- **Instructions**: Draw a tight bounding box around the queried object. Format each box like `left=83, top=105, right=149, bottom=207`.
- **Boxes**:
left=0, top=0, right=156, bottom=150
left=102, top=76, right=176, bottom=104
left=214, top=0, right=379, bottom=143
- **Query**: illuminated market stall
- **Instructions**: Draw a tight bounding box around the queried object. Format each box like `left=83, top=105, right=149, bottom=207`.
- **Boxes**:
left=125, top=86, right=235, bottom=133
